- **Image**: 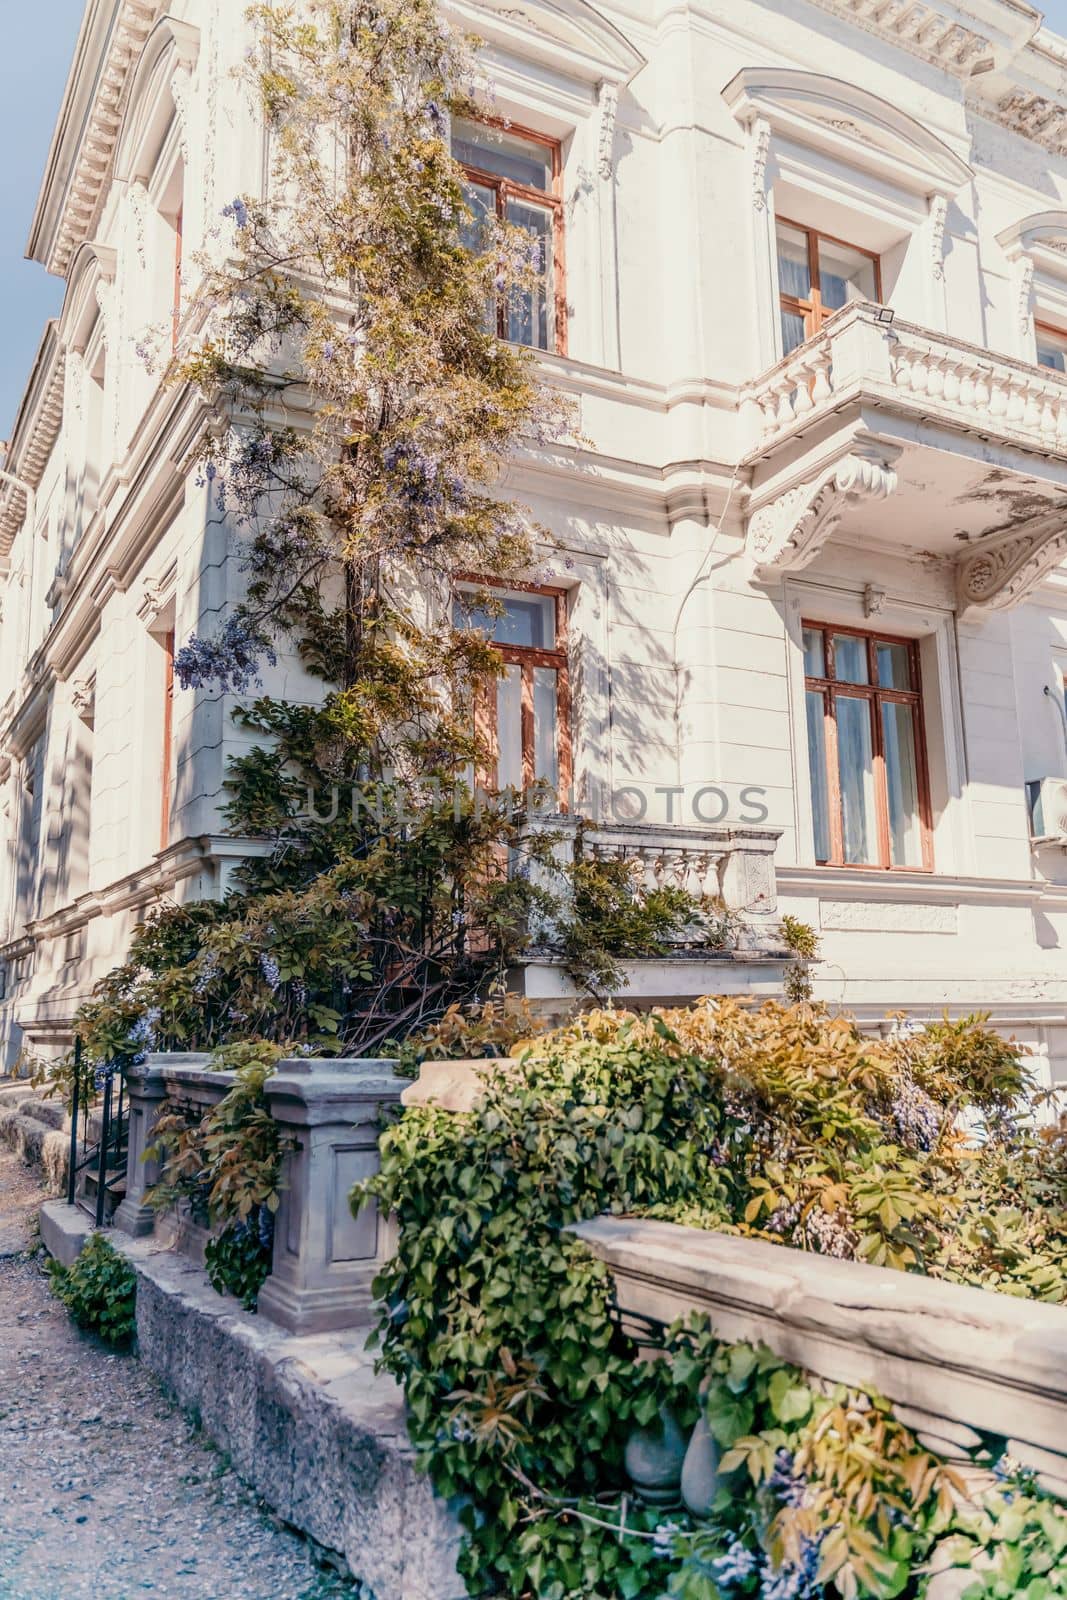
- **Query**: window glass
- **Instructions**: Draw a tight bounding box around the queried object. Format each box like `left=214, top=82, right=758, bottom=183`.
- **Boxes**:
left=1036, top=325, right=1067, bottom=373
left=882, top=702, right=923, bottom=867
left=452, top=120, right=554, bottom=190
left=803, top=627, right=825, bottom=677
left=833, top=633, right=868, bottom=684
left=836, top=695, right=877, bottom=864
left=533, top=667, right=560, bottom=790
left=455, top=592, right=556, bottom=649
left=819, top=238, right=878, bottom=312
left=781, top=309, right=806, bottom=357
left=805, top=689, right=831, bottom=862
left=496, top=665, right=524, bottom=790
left=506, top=197, right=554, bottom=351
left=776, top=222, right=811, bottom=301
left=876, top=640, right=912, bottom=691
left=802, top=620, right=929, bottom=870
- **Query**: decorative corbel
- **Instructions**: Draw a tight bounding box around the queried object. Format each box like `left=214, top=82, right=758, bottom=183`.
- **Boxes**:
left=956, top=517, right=1067, bottom=613
left=597, top=81, right=620, bottom=181
left=747, top=450, right=899, bottom=579
left=71, top=675, right=96, bottom=728
left=138, top=564, right=177, bottom=628
left=863, top=583, right=888, bottom=618
left=752, top=118, right=772, bottom=212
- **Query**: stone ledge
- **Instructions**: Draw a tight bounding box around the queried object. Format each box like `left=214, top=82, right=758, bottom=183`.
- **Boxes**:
left=112, top=1237, right=465, bottom=1600
left=572, top=1217, right=1067, bottom=1492
left=40, top=1199, right=94, bottom=1266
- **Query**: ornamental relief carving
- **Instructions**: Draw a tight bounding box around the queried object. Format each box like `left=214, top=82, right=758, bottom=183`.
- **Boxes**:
left=956, top=521, right=1067, bottom=612
left=747, top=453, right=899, bottom=577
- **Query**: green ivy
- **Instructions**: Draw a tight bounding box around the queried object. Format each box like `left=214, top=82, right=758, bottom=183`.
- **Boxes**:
left=356, top=997, right=1067, bottom=1598
left=48, top=1233, right=137, bottom=1348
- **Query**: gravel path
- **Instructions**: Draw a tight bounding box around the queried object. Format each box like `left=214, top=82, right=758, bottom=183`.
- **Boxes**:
left=0, top=1148, right=360, bottom=1600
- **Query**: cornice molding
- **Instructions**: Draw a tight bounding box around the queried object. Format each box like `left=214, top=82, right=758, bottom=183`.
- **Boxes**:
left=28, top=0, right=159, bottom=277
left=0, top=325, right=65, bottom=555
left=804, top=0, right=997, bottom=77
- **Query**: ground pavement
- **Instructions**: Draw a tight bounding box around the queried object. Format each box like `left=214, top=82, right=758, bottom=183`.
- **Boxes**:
left=0, top=1147, right=362, bottom=1599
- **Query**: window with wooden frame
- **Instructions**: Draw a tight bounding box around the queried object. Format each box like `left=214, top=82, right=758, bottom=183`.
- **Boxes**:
left=803, top=623, right=933, bottom=871
left=1035, top=319, right=1067, bottom=374
left=160, top=629, right=175, bottom=848
left=454, top=583, right=572, bottom=801
left=776, top=219, right=882, bottom=358
left=452, top=118, right=566, bottom=356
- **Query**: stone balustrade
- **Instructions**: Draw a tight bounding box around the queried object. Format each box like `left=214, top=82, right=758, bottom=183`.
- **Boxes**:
left=572, top=1216, right=1067, bottom=1506
left=517, top=814, right=783, bottom=950
left=742, top=299, right=1067, bottom=459
left=116, top=1052, right=407, bottom=1334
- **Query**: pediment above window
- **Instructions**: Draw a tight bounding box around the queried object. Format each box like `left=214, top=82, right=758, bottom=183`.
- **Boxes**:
left=60, top=241, right=117, bottom=356
left=444, top=0, right=645, bottom=86
left=114, top=15, right=199, bottom=186
left=997, top=211, right=1067, bottom=279
left=722, top=68, right=973, bottom=200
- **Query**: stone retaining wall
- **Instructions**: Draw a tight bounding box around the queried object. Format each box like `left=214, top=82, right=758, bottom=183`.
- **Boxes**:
left=117, top=1235, right=465, bottom=1600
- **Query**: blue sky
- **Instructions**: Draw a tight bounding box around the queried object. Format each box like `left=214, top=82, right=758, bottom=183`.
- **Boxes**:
left=0, top=3, right=86, bottom=440
left=7, top=2, right=1067, bottom=436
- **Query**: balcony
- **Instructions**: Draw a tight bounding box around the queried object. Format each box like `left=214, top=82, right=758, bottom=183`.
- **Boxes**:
left=740, top=303, right=1067, bottom=612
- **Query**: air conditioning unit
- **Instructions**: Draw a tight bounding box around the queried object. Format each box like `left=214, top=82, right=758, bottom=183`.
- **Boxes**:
left=1027, top=777, right=1067, bottom=841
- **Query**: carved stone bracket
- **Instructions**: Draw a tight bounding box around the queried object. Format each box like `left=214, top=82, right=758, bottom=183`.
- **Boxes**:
left=956, top=519, right=1067, bottom=613
left=71, top=675, right=96, bottom=727
left=747, top=452, right=900, bottom=579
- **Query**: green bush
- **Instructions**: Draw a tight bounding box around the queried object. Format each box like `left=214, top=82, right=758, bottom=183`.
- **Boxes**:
left=357, top=996, right=1067, bottom=1598
left=48, top=1233, right=137, bottom=1348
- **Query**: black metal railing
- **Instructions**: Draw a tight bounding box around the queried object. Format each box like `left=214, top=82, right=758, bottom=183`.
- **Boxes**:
left=66, top=1039, right=128, bottom=1225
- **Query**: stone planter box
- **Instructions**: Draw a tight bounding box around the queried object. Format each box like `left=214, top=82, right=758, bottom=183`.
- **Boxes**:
left=115, top=1052, right=409, bottom=1335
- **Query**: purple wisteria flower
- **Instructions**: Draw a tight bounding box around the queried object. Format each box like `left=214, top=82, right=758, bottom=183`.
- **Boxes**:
left=382, top=439, right=465, bottom=514
left=174, top=615, right=277, bottom=694
left=424, top=100, right=447, bottom=136
left=259, top=952, right=282, bottom=992
left=768, top=1449, right=807, bottom=1508
left=759, top=1534, right=823, bottom=1600
left=712, top=1541, right=760, bottom=1586
left=223, top=197, right=249, bottom=229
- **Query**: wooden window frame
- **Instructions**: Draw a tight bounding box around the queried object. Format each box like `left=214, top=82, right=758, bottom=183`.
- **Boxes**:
left=803, top=620, right=933, bottom=872
left=456, top=117, right=568, bottom=358
left=1034, top=318, right=1067, bottom=372
left=456, top=576, right=572, bottom=803
left=777, top=217, right=883, bottom=348
left=160, top=629, right=175, bottom=849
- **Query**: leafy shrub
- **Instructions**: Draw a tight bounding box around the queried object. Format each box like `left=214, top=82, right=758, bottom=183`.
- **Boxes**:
left=779, top=916, right=820, bottom=1003
left=563, top=857, right=738, bottom=995
left=204, top=1212, right=275, bottom=1311
left=392, top=995, right=549, bottom=1072
left=358, top=995, right=1067, bottom=1598
left=48, top=1233, right=137, bottom=1348
left=146, top=1041, right=285, bottom=1309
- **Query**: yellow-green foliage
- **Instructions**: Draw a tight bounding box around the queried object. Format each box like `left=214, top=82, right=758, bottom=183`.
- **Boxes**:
left=361, top=994, right=1067, bottom=1598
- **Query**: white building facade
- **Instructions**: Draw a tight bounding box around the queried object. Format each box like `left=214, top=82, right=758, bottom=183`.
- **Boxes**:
left=5, top=0, right=1067, bottom=1081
